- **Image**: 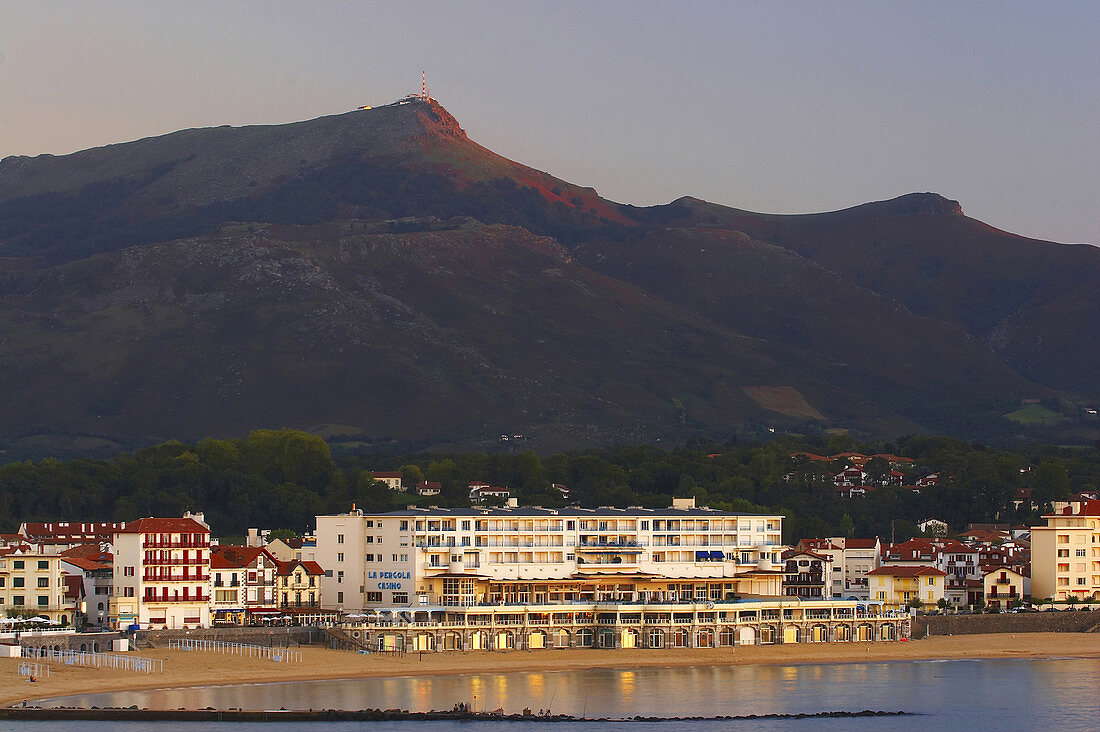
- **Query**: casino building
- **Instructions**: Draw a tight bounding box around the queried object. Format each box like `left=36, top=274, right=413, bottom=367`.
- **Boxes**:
left=315, top=500, right=907, bottom=650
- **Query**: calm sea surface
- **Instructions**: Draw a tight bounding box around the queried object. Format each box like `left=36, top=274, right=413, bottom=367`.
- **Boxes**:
left=13, top=657, right=1100, bottom=731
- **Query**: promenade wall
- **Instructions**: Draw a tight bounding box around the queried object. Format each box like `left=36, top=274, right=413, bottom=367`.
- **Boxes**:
left=910, top=611, right=1100, bottom=639
left=136, top=626, right=322, bottom=648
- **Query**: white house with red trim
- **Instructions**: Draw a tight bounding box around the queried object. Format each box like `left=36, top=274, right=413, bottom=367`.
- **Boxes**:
left=109, top=513, right=211, bottom=630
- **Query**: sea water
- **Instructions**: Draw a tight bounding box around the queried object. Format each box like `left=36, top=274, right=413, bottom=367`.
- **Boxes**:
left=13, top=657, right=1100, bottom=731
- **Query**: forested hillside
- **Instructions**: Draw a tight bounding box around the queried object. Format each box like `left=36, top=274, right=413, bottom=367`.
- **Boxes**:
left=1, top=430, right=1094, bottom=542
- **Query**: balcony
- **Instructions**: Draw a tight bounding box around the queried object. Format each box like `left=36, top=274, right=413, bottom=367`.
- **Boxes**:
left=576, top=540, right=646, bottom=552
left=142, top=540, right=208, bottom=549
left=143, top=593, right=211, bottom=603
left=142, top=572, right=210, bottom=583
left=142, top=557, right=208, bottom=566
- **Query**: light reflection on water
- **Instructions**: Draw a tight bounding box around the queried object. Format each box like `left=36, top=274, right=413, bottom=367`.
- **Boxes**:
left=26, top=658, right=1100, bottom=732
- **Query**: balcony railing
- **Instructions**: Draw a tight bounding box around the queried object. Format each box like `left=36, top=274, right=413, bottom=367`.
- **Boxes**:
left=142, top=558, right=208, bottom=566
left=142, top=540, right=208, bottom=549
left=142, top=572, right=210, bottom=582
left=142, top=593, right=211, bottom=603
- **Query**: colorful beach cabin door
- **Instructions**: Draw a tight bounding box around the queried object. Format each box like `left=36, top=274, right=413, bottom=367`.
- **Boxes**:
left=378, top=633, right=404, bottom=652
left=783, top=626, right=800, bottom=644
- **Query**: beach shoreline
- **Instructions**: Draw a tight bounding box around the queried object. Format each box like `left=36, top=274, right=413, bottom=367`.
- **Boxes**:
left=5, top=632, right=1100, bottom=709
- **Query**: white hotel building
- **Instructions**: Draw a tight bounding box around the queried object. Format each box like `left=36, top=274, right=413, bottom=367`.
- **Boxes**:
left=316, top=501, right=906, bottom=650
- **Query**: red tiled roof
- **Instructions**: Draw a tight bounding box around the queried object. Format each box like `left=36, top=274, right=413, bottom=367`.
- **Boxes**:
left=844, top=539, right=878, bottom=549
left=371, top=471, right=402, bottom=479
left=210, top=546, right=270, bottom=569
left=63, top=575, right=84, bottom=601
left=60, top=543, right=109, bottom=558
left=62, top=556, right=112, bottom=572
left=21, top=522, right=123, bottom=543
left=867, top=566, right=947, bottom=577
left=116, top=517, right=209, bottom=534
left=782, top=549, right=829, bottom=561
left=275, top=559, right=326, bottom=576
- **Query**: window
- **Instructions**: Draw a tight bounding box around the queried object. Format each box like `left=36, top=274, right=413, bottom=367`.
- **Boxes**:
left=365, top=554, right=375, bottom=562
left=392, top=554, right=398, bottom=562
left=641, top=520, right=649, bottom=530
left=13, top=577, right=24, bottom=588
left=37, top=596, right=48, bottom=606
left=1078, top=577, right=1087, bottom=585
left=337, top=591, right=344, bottom=603
left=0, top=577, right=4, bottom=587
left=337, top=534, right=344, bottom=544
left=1059, top=549, right=1070, bottom=557
left=37, top=577, right=48, bottom=588
left=392, top=592, right=409, bottom=604
left=1077, top=549, right=1087, bottom=557
left=337, top=552, right=344, bottom=562
left=462, top=520, right=471, bottom=531
left=13, top=561, right=24, bottom=570
left=337, top=571, right=344, bottom=583
left=400, top=520, right=408, bottom=531
left=927, top=577, right=935, bottom=586
left=365, top=592, right=382, bottom=602
left=325, top=570, right=333, bottom=577
left=364, top=536, right=373, bottom=544
left=37, top=561, right=48, bottom=570
left=365, top=520, right=374, bottom=528
left=12, top=596, right=23, bottom=606
left=124, top=566, right=135, bottom=577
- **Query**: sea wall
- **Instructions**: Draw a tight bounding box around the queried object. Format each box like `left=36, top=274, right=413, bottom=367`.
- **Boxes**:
left=18, top=631, right=121, bottom=652
left=136, top=626, right=321, bottom=648
left=910, top=612, right=1100, bottom=639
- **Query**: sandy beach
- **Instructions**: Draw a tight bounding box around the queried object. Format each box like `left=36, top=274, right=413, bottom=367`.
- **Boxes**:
left=4, top=632, right=1100, bottom=709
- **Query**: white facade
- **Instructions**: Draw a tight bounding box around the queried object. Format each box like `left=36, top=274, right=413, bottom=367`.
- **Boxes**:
left=316, top=505, right=787, bottom=611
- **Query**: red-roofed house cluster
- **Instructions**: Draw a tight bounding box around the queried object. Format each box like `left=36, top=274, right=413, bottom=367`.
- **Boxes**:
left=793, top=524, right=1032, bottom=611
left=0, top=512, right=329, bottom=631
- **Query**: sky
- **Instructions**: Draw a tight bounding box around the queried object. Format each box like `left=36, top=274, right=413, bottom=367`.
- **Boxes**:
left=1, top=1, right=1097, bottom=245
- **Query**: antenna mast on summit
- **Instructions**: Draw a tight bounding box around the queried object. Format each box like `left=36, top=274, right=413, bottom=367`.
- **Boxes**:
left=422, top=70, right=429, bottom=100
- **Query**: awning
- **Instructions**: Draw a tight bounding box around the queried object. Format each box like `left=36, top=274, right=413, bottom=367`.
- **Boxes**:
left=695, top=551, right=709, bottom=560
left=710, top=551, right=725, bottom=560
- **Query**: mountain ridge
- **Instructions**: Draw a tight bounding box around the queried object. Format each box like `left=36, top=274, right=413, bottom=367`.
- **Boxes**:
left=0, top=100, right=1095, bottom=456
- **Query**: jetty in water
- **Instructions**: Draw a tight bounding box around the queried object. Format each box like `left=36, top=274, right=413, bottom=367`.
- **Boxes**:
left=0, top=706, right=915, bottom=723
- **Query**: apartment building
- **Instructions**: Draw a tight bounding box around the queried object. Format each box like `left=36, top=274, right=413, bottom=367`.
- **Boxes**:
left=799, top=537, right=880, bottom=599
left=0, top=548, right=75, bottom=624
left=109, top=514, right=211, bottom=630
left=982, top=566, right=1026, bottom=611
left=781, top=549, right=832, bottom=599
left=1031, top=501, right=1100, bottom=602
left=866, top=566, right=946, bottom=608
left=210, top=546, right=277, bottom=624
left=315, top=501, right=787, bottom=612
left=59, top=545, right=113, bottom=627
left=275, top=559, right=326, bottom=610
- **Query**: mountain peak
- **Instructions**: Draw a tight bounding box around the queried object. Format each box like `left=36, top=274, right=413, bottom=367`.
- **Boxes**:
left=863, top=192, right=963, bottom=218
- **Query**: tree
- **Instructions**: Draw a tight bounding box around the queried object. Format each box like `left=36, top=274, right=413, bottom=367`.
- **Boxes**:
left=838, top=513, right=855, bottom=539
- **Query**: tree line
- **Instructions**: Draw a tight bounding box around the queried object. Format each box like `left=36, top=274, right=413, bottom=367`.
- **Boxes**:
left=0, top=429, right=1095, bottom=542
